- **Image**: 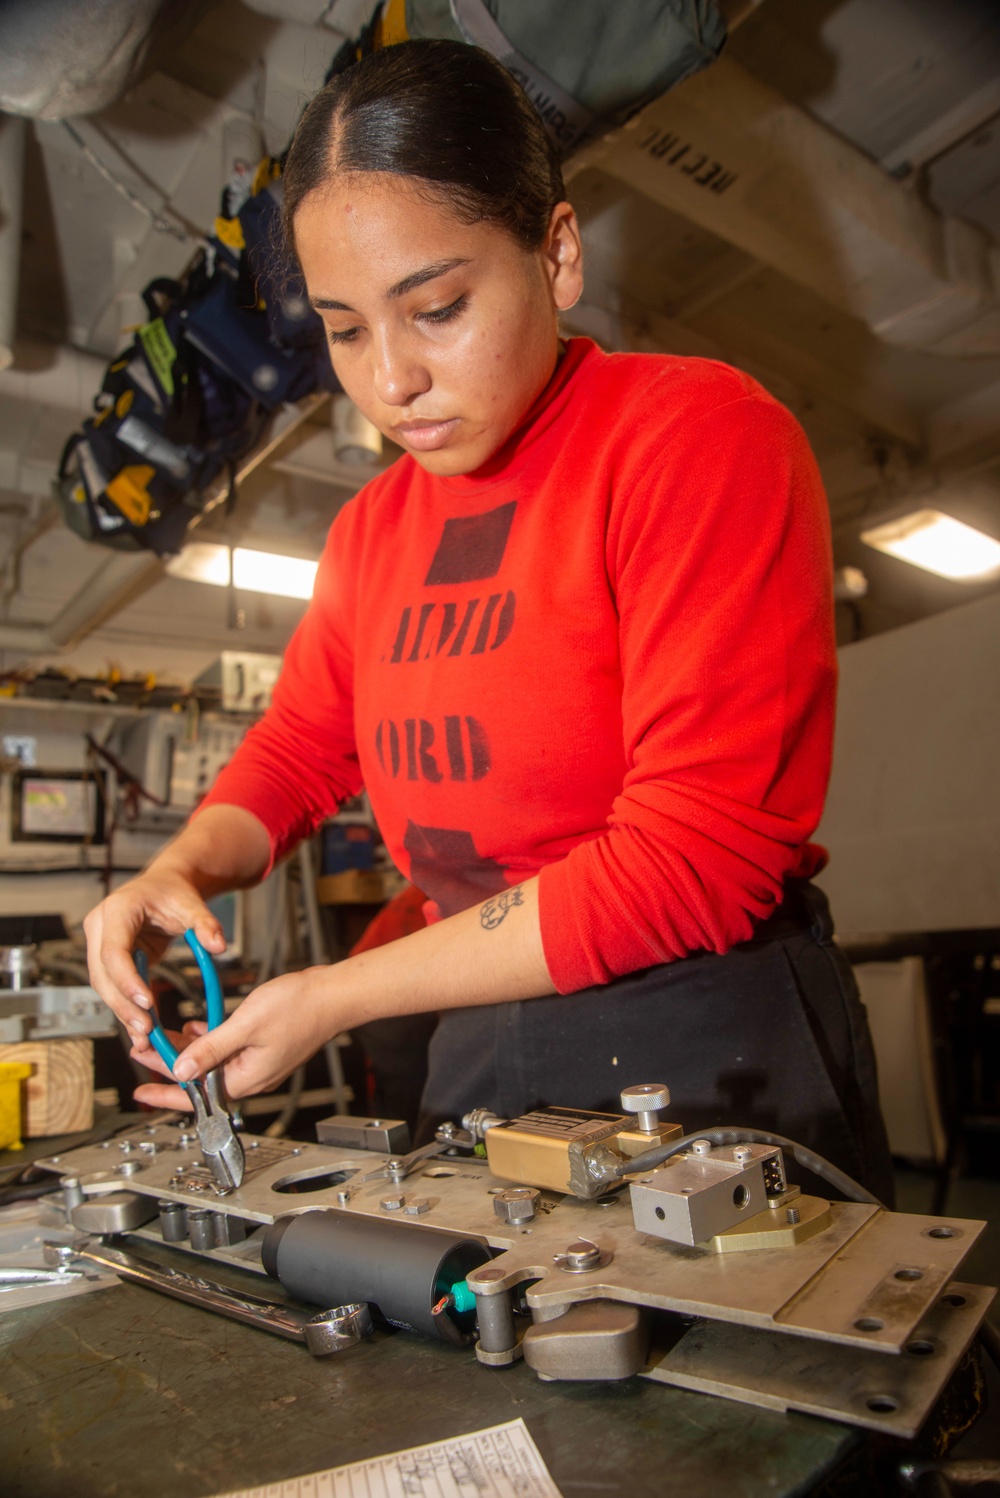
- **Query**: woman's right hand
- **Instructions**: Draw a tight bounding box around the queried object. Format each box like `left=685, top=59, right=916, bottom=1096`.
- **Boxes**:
left=84, top=870, right=226, bottom=1042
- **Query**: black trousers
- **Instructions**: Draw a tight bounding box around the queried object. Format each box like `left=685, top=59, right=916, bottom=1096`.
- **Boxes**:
left=417, top=883, right=895, bottom=1206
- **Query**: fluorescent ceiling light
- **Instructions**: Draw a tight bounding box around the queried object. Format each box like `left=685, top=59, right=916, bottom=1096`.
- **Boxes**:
left=233, top=548, right=318, bottom=600
left=860, top=508, right=1000, bottom=581
left=165, top=542, right=231, bottom=587
left=165, top=544, right=318, bottom=600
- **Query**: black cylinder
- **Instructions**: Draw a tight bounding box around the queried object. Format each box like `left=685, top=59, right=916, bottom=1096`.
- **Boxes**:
left=262, top=1210, right=491, bottom=1340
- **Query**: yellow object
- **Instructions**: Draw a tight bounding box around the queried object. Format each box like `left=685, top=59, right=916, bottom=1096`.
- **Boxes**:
left=251, top=156, right=282, bottom=197
left=376, top=0, right=409, bottom=47
left=106, top=464, right=155, bottom=526
left=115, top=388, right=134, bottom=418
left=0, top=1062, right=32, bottom=1151
left=214, top=215, right=246, bottom=252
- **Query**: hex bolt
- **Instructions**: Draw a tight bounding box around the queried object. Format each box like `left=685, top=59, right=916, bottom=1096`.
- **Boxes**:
left=493, top=1188, right=540, bottom=1225
left=115, top=1160, right=141, bottom=1177
left=138, top=1141, right=157, bottom=1156
left=404, top=1198, right=431, bottom=1216
left=380, top=1193, right=405, bottom=1211
left=620, top=1083, right=671, bottom=1134
left=786, top=1206, right=801, bottom=1226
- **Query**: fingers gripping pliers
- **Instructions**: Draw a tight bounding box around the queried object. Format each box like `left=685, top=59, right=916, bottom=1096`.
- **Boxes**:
left=139, top=931, right=245, bottom=1192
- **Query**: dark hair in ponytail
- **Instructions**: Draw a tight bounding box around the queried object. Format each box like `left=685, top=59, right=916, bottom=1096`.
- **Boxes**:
left=282, top=39, right=566, bottom=253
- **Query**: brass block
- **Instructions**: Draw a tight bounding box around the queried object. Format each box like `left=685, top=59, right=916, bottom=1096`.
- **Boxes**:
left=484, top=1129, right=578, bottom=1193
left=709, top=1193, right=832, bottom=1253
left=615, top=1122, right=683, bottom=1158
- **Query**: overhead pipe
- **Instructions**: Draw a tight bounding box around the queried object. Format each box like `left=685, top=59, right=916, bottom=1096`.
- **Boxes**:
left=568, top=55, right=1000, bottom=357
left=0, top=339, right=107, bottom=412
left=0, top=115, right=27, bottom=371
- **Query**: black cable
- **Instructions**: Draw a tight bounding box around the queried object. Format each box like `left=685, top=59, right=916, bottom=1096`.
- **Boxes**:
left=0, top=1177, right=65, bottom=1207
left=611, top=1127, right=884, bottom=1206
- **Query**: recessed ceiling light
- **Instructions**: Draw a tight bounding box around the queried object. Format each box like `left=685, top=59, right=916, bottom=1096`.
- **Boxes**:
left=165, top=543, right=318, bottom=600
left=860, top=508, right=1000, bottom=581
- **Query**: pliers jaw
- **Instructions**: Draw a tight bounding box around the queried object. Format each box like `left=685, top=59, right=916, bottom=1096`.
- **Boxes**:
left=187, top=1076, right=245, bottom=1192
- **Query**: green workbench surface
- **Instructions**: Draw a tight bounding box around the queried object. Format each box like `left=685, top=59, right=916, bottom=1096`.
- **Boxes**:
left=1, top=1261, right=858, bottom=1498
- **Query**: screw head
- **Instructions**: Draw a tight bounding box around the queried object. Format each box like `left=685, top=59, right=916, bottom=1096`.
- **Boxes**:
left=554, top=1239, right=603, bottom=1272
left=733, top=1146, right=753, bottom=1163
left=690, top=1139, right=714, bottom=1156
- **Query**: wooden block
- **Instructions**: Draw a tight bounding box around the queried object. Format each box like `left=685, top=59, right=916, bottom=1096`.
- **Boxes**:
left=0, top=1039, right=94, bottom=1136
left=316, top=870, right=386, bottom=905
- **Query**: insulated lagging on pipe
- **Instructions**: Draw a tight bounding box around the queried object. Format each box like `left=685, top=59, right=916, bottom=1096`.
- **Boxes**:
left=262, top=1210, right=492, bottom=1344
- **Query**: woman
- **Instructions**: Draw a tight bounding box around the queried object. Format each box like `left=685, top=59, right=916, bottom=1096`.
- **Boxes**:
left=85, top=40, right=893, bottom=1202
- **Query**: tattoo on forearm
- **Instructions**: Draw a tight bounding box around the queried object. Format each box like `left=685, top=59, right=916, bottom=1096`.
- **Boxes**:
left=480, top=886, right=524, bottom=930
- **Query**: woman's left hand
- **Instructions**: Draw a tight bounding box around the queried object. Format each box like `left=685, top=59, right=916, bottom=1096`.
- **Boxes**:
left=131, top=967, right=340, bottom=1110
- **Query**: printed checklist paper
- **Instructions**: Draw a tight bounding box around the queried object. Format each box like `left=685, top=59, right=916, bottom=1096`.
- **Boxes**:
left=210, top=1418, right=563, bottom=1498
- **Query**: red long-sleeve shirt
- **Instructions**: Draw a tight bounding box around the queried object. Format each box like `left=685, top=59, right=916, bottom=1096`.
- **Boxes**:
left=200, top=339, right=835, bottom=993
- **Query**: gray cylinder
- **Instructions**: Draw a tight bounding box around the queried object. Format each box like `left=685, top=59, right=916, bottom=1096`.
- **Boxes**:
left=158, top=1199, right=187, bottom=1243
left=187, top=1207, right=214, bottom=1252
left=262, top=1210, right=491, bottom=1341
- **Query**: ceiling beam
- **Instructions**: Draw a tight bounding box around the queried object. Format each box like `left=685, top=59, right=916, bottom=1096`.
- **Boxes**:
left=567, top=55, right=1000, bottom=357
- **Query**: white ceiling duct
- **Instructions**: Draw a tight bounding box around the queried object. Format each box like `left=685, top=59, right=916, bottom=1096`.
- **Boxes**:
left=0, top=0, right=209, bottom=120
left=571, top=55, right=1000, bottom=357
left=0, top=342, right=107, bottom=414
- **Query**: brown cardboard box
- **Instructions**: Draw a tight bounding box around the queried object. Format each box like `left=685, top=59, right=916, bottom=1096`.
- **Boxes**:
left=316, top=870, right=386, bottom=905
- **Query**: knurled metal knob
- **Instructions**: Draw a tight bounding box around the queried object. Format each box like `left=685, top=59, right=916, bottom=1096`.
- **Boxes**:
left=620, top=1083, right=670, bottom=1133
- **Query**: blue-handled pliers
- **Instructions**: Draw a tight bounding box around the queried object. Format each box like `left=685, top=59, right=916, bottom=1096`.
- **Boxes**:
left=138, top=931, right=245, bottom=1192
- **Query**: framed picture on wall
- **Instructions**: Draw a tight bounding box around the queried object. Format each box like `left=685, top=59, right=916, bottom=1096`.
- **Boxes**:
left=10, top=770, right=107, bottom=844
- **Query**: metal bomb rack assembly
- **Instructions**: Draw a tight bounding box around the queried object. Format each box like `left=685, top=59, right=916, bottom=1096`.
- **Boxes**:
left=33, top=1085, right=995, bottom=1439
